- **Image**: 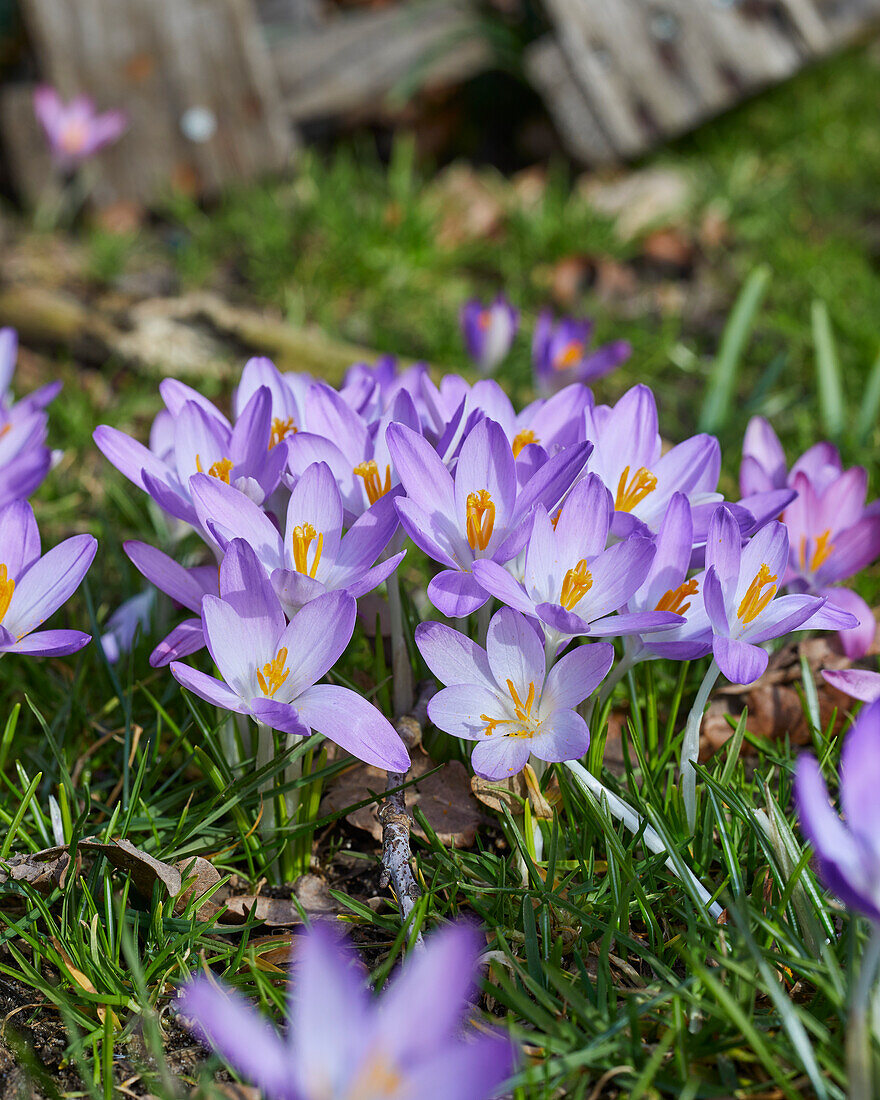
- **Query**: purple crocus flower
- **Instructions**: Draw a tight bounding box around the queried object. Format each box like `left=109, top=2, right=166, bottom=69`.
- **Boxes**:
left=417, top=606, right=613, bottom=779
left=473, top=475, right=680, bottom=652
left=0, top=500, right=96, bottom=658
left=0, top=328, right=61, bottom=414
left=460, top=296, right=519, bottom=374
left=123, top=541, right=217, bottom=666
left=624, top=493, right=712, bottom=662
left=822, top=668, right=880, bottom=702
left=170, top=539, right=408, bottom=770
left=286, top=383, right=420, bottom=522
left=34, top=86, right=127, bottom=167
left=740, top=417, right=880, bottom=658
left=179, top=921, right=517, bottom=1100
left=94, top=387, right=286, bottom=527
left=795, top=698, right=880, bottom=923
left=702, top=505, right=857, bottom=685
left=190, top=460, right=404, bottom=616
left=233, top=357, right=310, bottom=451
left=532, top=311, right=630, bottom=396
left=387, top=417, right=591, bottom=617
left=100, top=590, right=155, bottom=663
left=584, top=384, right=736, bottom=541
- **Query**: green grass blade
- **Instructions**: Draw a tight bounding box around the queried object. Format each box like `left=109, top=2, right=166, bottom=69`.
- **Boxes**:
left=812, top=299, right=844, bottom=439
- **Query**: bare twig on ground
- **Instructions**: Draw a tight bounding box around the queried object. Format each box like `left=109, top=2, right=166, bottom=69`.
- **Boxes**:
left=378, top=686, right=435, bottom=948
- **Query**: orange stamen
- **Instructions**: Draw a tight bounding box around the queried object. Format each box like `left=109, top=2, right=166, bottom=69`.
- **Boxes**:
left=799, top=529, right=834, bottom=573
left=554, top=340, right=584, bottom=370
left=615, top=465, right=657, bottom=512
left=512, top=429, right=538, bottom=458
left=481, top=679, right=537, bottom=738
left=560, top=560, right=593, bottom=611
left=0, top=564, right=14, bottom=624
left=466, top=490, right=495, bottom=551
left=256, top=648, right=290, bottom=697
left=354, top=460, right=392, bottom=505
left=477, top=309, right=492, bottom=330
left=655, top=577, right=699, bottom=615
left=269, top=416, right=297, bottom=449
left=291, top=523, right=323, bottom=578
left=195, top=454, right=234, bottom=484
left=737, top=563, right=778, bottom=624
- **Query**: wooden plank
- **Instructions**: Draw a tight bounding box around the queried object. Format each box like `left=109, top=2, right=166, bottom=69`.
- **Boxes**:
left=15, top=0, right=292, bottom=205
left=536, top=0, right=880, bottom=163
left=269, top=0, right=491, bottom=122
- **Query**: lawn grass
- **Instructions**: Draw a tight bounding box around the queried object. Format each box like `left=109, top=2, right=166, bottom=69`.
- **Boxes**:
left=2, top=38, right=880, bottom=1100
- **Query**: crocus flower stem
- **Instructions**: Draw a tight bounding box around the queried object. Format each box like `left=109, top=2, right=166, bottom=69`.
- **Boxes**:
left=597, top=651, right=637, bottom=712
left=848, top=923, right=880, bottom=1100
left=386, top=569, right=413, bottom=718
left=565, top=759, right=723, bottom=920
left=256, top=721, right=279, bottom=877
left=278, top=738, right=304, bottom=883
left=680, top=659, right=721, bottom=832
left=477, top=600, right=492, bottom=646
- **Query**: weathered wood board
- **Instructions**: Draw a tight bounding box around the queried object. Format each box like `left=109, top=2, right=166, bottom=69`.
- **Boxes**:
left=268, top=0, right=491, bottom=122
left=528, top=0, right=880, bottom=163
left=7, top=0, right=292, bottom=205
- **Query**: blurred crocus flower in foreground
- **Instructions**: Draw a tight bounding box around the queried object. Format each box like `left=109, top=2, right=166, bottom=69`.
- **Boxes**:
left=460, top=296, right=518, bottom=375
left=34, top=86, right=127, bottom=167
left=532, top=311, right=630, bottom=395
left=795, top=698, right=880, bottom=924
left=179, top=922, right=517, bottom=1100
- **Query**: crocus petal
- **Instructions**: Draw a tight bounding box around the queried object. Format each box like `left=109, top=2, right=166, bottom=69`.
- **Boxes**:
left=515, top=440, right=592, bottom=520
left=140, top=470, right=196, bottom=525
left=471, top=559, right=535, bottom=616
left=150, top=618, right=205, bottom=667
left=230, top=386, right=273, bottom=473
left=794, top=753, right=879, bottom=922
left=92, top=425, right=171, bottom=491
left=745, top=593, right=836, bottom=644
left=178, top=977, right=298, bottom=1100
left=816, top=515, right=880, bottom=585
left=332, top=493, right=401, bottom=580
left=585, top=610, right=681, bottom=638
left=817, top=587, right=875, bottom=658
left=702, top=567, right=729, bottom=635
left=530, top=708, right=590, bottom=763
left=414, top=620, right=494, bottom=692
left=250, top=698, right=311, bottom=737
left=486, top=606, right=545, bottom=696
left=470, top=736, right=531, bottom=779
left=294, top=684, right=409, bottom=770
left=713, top=635, right=767, bottom=685
left=428, top=683, right=501, bottom=741
left=170, top=661, right=250, bottom=713
left=9, top=629, right=90, bottom=656
left=394, top=496, right=460, bottom=570
left=400, top=1035, right=517, bottom=1100
left=201, top=596, right=266, bottom=699
left=5, top=535, right=97, bottom=638
left=191, top=473, right=283, bottom=569
left=219, top=539, right=287, bottom=640
left=535, top=602, right=591, bottom=637
left=379, top=923, right=481, bottom=1061
left=341, top=553, right=404, bottom=600
left=124, top=540, right=209, bottom=612
left=427, top=570, right=488, bottom=618
left=386, top=422, right=456, bottom=517
left=454, top=418, right=517, bottom=540
left=0, top=499, right=41, bottom=578
left=742, top=416, right=786, bottom=491
left=822, top=668, right=880, bottom=703
left=840, top=699, right=880, bottom=845
left=276, top=590, right=356, bottom=699
left=704, top=505, right=742, bottom=594
left=285, top=461, right=343, bottom=569
left=540, top=642, right=613, bottom=713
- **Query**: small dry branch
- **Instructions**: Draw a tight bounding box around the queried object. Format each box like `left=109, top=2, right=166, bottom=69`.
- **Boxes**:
left=378, top=714, right=425, bottom=947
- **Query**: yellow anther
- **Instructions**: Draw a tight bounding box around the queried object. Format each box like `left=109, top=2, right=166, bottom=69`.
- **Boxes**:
left=737, top=563, right=778, bottom=624
left=269, top=416, right=297, bottom=449
left=480, top=679, right=538, bottom=738
left=478, top=309, right=492, bottom=330
left=560, top=559, right=593, bottom=610
left=291, top=523, right=323, bottom=578
left=550, top=508, right=562, bottom=530
left=195, top=454, right=234, bottom=483
left=466, top=490, right=496, bottom=551
left=0, top=424, right=10, bottom=439
left=799, top=529, right=834, bottom=573
left=256, top=648, right=290, bottom=698
left=0, top=564, right=14, bottom=624
left=354, top=460, right=392, bottom=505
left=554, top=340, right=584, bottom=370
left=615, top=465, right=657, bottom=513
left=655, top=577, right=699, bottom=615
left=512, top=429, right=538, bottom=458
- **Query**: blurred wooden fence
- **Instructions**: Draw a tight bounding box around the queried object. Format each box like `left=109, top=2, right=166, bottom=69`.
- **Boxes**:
left=2, top=0, right=880, bottom=204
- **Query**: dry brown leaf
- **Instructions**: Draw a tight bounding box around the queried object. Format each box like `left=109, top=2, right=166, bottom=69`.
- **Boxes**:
left=641, top=226, right=694, bottom=271
left=0, top=849, right=77, bottom=892
left=220, top=874, right=337, bottom=927
left=0, top=837, right=182, bottom=901
left=578, top=165, right=693, bottom=241
left=321, top=748, right=486, bottom=847
left=173, top=856, right=222, bottom=919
